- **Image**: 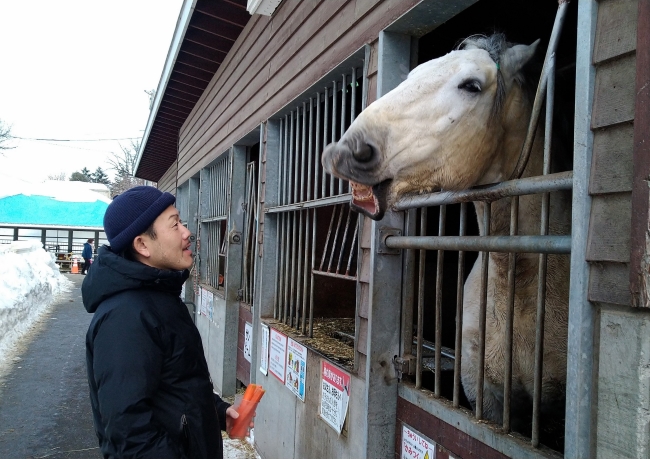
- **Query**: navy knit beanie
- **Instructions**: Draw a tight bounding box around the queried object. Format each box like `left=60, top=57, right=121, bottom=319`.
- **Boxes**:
left=103, top=186, right=176, bottom=253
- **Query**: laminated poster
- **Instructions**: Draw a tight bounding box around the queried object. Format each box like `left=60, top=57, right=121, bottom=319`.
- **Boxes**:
left=244, top=322, right=253, bottom=363
left=207, top=289, right=214, bottom=322
left=285, top=338, right=307, bottom=401
left=268, top=328, right=287, bottom=383
left=320, top=360, right=350, bottom=434
left=259, top=323, right=269, bottom=376
left=401, top=424, right=438, bottom=459
left=199, top=288, right=208, bottom=316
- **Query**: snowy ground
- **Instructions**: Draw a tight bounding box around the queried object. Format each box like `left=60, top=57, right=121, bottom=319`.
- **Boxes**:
left=0, top=240, right=72, bottom=372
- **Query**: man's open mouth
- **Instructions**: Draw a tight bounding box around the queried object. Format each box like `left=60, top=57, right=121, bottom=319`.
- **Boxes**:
left=348, top=179, right=391, bottom=220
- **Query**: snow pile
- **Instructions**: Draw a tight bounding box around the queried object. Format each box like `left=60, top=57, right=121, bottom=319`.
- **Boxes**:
left=0, top=240, right=72, bottom=361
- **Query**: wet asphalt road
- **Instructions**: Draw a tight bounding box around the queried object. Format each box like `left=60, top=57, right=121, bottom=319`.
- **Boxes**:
left=0, top=273, right=101, bottom=459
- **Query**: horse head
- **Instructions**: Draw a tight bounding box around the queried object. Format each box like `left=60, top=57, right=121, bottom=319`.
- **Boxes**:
left=321, top=34, right=540, bottom=220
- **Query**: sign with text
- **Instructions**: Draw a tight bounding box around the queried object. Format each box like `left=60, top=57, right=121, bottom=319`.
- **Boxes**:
left=244, top=322, right=253, bottom=363
left=401, top=424, right=437, bottom=459
left=319, top=360, right=350, bottom=434
left=285, top=338, right=307, bottom=401
left=268, top=328, right=287, bottom=383
left=199, top=288, right=208, bottom=316
left=259, top=323, right=269, bottom=376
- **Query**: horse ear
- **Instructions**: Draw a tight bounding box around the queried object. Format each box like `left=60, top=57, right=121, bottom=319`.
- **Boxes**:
left=500, top=39, right=540, bottom=80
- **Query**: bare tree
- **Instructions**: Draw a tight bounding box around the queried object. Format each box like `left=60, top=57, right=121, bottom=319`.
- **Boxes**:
left=0, top=119, right=15, bottom=152
left=47, top=172, right=67, bottom=181
left=107, top=139, right=145, bottom=197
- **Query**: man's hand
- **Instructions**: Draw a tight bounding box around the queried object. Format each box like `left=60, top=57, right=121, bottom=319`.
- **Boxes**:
left=225, top=406, right=256, bottom=435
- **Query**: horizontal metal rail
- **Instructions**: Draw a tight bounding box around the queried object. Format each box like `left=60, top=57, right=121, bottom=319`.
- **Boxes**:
left=385, top=235, right=571, bottom=254
left=393, top=171, right=572, bottom=210
left=201, top=215, right=227, bottom=223
left=265, top=193, right=352, bottom=213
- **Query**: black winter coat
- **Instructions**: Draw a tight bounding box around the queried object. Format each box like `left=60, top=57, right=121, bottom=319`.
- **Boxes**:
left=82, top=246, right=229, bottom=459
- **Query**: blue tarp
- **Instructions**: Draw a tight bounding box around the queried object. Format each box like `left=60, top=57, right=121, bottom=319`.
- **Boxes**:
left=0, top=194, right=108, bottom=227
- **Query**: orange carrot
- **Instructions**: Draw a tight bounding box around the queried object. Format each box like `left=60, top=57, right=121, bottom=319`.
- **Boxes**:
left=242, top=383, right=257, bottom=402
left=230, top=385, right=264, bottom=439
left=251, top=386, right=265, bottom=404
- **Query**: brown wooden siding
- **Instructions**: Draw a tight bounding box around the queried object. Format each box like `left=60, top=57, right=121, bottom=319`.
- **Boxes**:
left=158, top=160, right=178, bottom=193
left=586, top=0, right=638, bottom=306
left=176, top=0, right=420, bottom=185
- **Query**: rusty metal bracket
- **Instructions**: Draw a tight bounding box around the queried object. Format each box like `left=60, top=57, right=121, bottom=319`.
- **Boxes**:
left=377, top=227, right=402, bottom=255
left=229, top=230, right=242, bottom=244
left=393, top=355, right=416, bottom=379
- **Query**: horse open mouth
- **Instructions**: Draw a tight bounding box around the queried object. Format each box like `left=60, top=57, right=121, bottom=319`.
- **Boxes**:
left=349, top=179, right=391, bottom=220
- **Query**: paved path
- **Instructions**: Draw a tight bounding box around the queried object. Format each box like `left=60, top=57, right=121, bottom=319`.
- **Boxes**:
left=0, top=274, right=258, bottom=459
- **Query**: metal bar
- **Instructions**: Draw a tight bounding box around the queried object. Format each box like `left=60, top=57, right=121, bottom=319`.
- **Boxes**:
left=509, top=0, right=569, bottom=180
left=296, top=210, right=304, bottom=329
left=312, top=270, right=358, bottom=281
left=345, top=217, right=358, bottom=277
left=323, top=87, right=329, bottom=198
left=415, top=208, right=427, bottom=390
left=273, top=216, right=281, bottom=319
left=394, top=171, right=572, bottom=210
left=339, top=74, right=346, bottom=195
left=434, top=205, right=446, bottom=396
left=502, top=196, right=519, bottom=432
left=336, top=206, right=353, bottom=274
left=315, top=93, right=321, bottom=200
left=330, top=81, right=336, bottom=197
left=301, top=209, right=310, bottom=333
left=476, top=204, right=491, bottom=420
left=453, top=202, right=467, bottom=408
left=401, top=209, right=417, bottom=368
left=309, top=209, right=317, bottom=337
left=301, top=103, right=307, bottom=203
left=385, top=235, right=571, bottom=254
left=280, top=212, right=288, bottom=323
left=532, top=52, right=556, bottom=448
left=283, top=116, right=289, bottom=205
left=326, top=205, right=345, bottom=273
left=278, top=118, right=284, bottom=204
left=320, top=205, right=337, bottom=271
left=290, top=211, right=298, bottom=326
left=307, top=98, right=314, bottom=202
left=265, top=193, right=352, bottom=213
left=291, top=111, right=297, bottom=205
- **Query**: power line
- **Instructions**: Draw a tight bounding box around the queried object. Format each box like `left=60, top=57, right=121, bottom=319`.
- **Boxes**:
left=11, top=136, right=141, bottom=142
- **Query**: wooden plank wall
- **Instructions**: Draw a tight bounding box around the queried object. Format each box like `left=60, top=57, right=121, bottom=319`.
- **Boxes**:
left=175, top=0, right=419, bottom=185
left=158, top=160, right=178, bottom=194
left=586, top=0, right=637, bottom=306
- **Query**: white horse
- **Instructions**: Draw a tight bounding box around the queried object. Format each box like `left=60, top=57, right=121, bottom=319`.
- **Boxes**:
left=322, top=34, right=570, bottom=443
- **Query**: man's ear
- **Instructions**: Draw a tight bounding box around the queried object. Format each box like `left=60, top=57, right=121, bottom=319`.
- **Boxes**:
left=132, top=235, right=151, bottom=258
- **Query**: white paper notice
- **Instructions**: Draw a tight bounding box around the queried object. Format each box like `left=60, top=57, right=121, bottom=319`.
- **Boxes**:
left=401, top=425, right=436, bottom=459
left=244, top=322, right=253, bottom=363
left=320, top=360, right=350, bottom=434
left=259, top=323, right=269, bottom=376
left=206, top=289, right=214, bottom=322
left=285, top=338, right=307, bottom=401
left=199, top=288, right=208, bottom=316
left=268, top=328, right=287, bottom=383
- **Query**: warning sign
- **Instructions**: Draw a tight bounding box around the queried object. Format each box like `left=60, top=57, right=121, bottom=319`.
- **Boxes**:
left=319, top=360, right=350, bottom=434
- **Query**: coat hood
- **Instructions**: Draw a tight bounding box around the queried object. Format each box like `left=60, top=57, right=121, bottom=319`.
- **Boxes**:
left=82, top=245, right=189, bottom=313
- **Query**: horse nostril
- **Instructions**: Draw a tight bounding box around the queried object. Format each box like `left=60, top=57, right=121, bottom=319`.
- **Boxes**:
left=353, top=143, right=374, bottom=163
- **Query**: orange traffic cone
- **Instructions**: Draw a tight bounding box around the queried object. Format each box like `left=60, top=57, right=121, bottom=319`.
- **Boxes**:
left=71, top=259, right=79, bottom=274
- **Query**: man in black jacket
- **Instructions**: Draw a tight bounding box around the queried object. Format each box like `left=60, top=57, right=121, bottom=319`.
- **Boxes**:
left=83, top=186, right=239, bottom=459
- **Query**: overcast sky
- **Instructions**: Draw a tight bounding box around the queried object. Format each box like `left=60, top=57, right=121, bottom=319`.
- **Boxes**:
left=0, top=1, right=184, bottom=183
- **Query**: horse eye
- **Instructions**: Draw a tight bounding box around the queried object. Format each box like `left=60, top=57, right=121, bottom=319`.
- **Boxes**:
left=458, top=79, right=482, bottom=93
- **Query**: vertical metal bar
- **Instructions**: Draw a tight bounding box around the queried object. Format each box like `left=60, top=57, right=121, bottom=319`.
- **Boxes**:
left=280, top=212, right=288, bottom=322
left=296, top=210, right=304, bottom=329
left=289, top=111, right=295, bottom=205
left=345, top=215, right=358, bottom=276
left=315, top=93, right=321, bottom=200
left=309, top=209, right=317, bottom=337
left=453, top=203, right=467, bottom=408
left=415, top=208, right=427, bottom=390
left=476, top=203, right=491, bottom=420
left=330, top=81, right=336, bottom=197
left=336, top=206, right=352, bottom=274
left=434, top=205, right=446, bottom=397
left=294, top=109, right=300, bottom=205
left=503, top=196, right=519, bottom=432
left=278, top=118, right=284, bottom=204
left=320, top=206, right=337, bottom=271
left=307, top=97, right=314, bottom=202
left=283, top=116, right=289, bottom=205
left=274, top=215, right=281, bottom=319
left=338, top=74, right=346, bottom=195
left=532, top=53, right=555, bottom=448
left=349, top=67, right=357, bottom=195
left=301, top=103, right=307, bottom=203
left=290, top=211, right=298, bottom=327
left=302, top=209, right=311, bottom=333
left=326, top=204, right=345, bottom=273
left=323, top=87, right=329, bottom=198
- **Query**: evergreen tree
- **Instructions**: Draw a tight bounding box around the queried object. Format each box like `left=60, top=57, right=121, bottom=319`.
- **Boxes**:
left=91, top=166, right=110, bottom=185
left=80, top=167, right=93, bottom=181
left=70, top=171, right=90, bottom=182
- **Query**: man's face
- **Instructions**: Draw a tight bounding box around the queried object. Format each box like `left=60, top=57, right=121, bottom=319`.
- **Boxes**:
left=140, top=205, right=193, bottom=271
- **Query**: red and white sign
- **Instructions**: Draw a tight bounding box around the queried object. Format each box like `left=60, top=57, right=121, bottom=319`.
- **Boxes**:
left=320, top=360, right=350, bottom=434
left=268, top=328, right=287, bottom=383
left=402, top=424, right=436, bottom=459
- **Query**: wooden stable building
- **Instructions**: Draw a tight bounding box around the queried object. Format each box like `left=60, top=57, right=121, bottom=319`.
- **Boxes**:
left=134, top=0, right=650, bottom=458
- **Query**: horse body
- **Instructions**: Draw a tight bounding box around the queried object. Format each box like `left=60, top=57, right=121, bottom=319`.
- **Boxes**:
left=321, top=34, right=570, bottom=435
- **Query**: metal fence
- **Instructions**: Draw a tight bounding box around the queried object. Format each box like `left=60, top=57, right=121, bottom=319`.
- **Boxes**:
left=241, top=161, right=259, bottom=305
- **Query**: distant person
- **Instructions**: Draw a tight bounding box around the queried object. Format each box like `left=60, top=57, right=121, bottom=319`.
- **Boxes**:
left=81, top=238, right=94, bottom=275
left=82, top=186, right=242, bottom=459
